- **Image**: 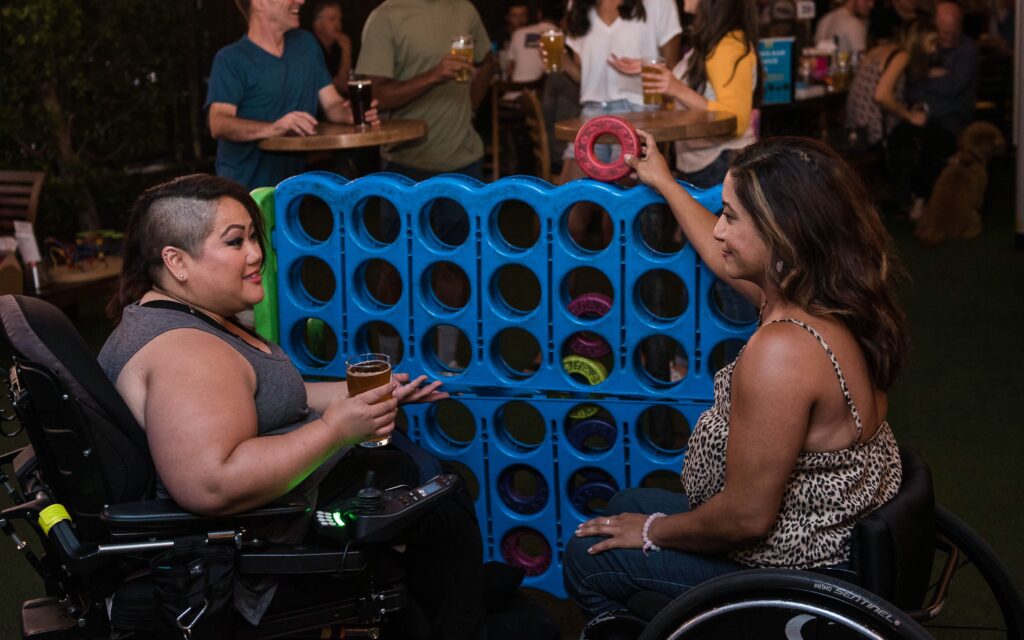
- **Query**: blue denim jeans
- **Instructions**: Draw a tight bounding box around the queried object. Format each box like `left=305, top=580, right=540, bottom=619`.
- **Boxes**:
left=565, top=100, right=649, bottom=163
left=563, top=488, right=747, bottom=616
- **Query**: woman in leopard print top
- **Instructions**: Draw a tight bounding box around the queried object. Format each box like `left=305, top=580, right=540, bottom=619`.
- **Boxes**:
left=563, top=135, right=907, bottom=617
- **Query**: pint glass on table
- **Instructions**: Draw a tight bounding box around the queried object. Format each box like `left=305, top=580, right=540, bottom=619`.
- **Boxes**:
left=450, top=35, right=474, bottom=83
left=345, top=353, right=393, bottom=448
left=539, top=29, right=564, bottom=73
left=347, top=78, right=373, bottom=127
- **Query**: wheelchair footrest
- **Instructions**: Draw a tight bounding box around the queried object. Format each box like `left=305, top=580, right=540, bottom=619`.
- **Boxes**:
left=21, top=597, right=77, bottom=639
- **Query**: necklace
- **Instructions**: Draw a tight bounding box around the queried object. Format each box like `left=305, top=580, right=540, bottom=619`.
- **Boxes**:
left=145, top=287, right=260, bottom=342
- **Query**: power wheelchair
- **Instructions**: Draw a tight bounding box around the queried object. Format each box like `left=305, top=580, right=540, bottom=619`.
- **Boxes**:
left=0, top=294, right=521, bottom=639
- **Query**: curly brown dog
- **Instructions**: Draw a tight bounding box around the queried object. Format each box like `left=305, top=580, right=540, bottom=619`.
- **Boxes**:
left=915, top=121, right=1006, bottom=245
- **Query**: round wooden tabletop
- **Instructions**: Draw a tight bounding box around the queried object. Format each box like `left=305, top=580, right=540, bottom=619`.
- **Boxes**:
left=555, top=109, right=736, bottom=144
left=259, top=119, right=427, bottom=152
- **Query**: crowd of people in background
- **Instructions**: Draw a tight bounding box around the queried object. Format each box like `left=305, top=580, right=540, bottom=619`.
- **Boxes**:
left=206, top=0, right=1011, bottom=220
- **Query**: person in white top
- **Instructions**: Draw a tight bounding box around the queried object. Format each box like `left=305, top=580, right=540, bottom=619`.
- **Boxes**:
left=815, top=0, right=875, bottom=54
left=547, top=0, right=682, bottom=183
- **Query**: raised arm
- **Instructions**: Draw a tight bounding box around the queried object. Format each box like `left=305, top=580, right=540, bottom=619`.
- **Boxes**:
left=625, top=130, right=763, bottom=304
left=126, top=330, right=397, bottom=515
left=365, top=54, right=473, bottom=111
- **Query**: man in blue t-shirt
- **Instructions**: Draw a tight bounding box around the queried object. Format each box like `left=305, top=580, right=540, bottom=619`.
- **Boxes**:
left=206, top=0, right=377, bottom=190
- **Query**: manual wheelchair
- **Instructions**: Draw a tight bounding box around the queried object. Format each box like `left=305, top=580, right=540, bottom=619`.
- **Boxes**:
left=0, top=294, right=522, bottom=639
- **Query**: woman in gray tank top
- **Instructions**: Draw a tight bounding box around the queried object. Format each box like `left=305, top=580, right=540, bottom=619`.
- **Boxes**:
left=100, top=174, right=485, bottom=638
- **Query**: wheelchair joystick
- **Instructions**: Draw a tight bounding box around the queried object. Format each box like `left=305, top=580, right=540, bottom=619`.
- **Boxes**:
left=355, top=471, right=385, bottom=513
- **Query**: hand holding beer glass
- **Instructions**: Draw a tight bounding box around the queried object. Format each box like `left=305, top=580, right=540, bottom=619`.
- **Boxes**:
left=539, top=29, right=564, bottom=73
left=641, top=56, right=668, bottom=108
left=346, top=353, right=394, bottom=447
left=450, top=35, right=475, bottom=83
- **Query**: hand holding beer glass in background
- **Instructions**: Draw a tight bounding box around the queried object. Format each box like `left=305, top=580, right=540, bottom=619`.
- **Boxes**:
left=450, top=35, right=475, bottom=83
left=346, top=353, right=394, bottom=447
left=346, top=77, right=374, bottom=127
left=539, top=28, right=564, bottom=73
left=641, top=56, right=667, bottom=108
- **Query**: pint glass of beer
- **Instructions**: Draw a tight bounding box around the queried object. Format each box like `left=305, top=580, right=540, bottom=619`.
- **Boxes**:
left=450, top=35, right=474, bottom=83
left=345, top=353, right=393, bottom=448
left=539, top=29, right=564, bottom=73
left=641, top=56, right=667, bottom=108
left=347, top=78, right=373, bottom=127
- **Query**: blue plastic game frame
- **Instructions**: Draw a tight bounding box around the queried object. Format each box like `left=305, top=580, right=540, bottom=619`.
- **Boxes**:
left=260, top=172, right=756, bottom=596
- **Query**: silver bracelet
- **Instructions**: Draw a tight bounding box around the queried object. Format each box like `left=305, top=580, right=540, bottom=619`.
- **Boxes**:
left=642, top=512, right=666, bottom=556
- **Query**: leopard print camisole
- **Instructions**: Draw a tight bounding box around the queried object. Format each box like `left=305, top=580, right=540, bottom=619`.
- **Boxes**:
left=682, top=318, right=902, bottom=568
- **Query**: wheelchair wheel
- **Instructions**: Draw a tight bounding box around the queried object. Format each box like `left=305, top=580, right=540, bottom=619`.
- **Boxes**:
left=638, top=568, right=933, bottom=640
left=918, top=505, right=1024, bottom=639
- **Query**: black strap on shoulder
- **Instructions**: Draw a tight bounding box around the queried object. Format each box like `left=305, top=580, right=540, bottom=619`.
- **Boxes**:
left=140, top=300, right=262, bottom=343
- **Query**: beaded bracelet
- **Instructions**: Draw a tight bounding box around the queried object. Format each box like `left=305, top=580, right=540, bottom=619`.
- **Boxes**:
left=642, top=512, right=667, bottom=556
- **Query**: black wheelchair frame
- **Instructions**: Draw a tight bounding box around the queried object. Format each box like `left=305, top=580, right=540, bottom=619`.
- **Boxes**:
left=0, top=294, right=444, bottom=639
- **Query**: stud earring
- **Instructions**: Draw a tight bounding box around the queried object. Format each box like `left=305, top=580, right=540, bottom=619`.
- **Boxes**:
left=775, top=260, right=784, bottom=274
left=178, top=273, right=185, bottom=280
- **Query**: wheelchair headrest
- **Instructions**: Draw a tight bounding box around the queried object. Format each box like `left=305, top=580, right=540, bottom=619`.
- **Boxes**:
left=0, top=295, right=153, bottom=498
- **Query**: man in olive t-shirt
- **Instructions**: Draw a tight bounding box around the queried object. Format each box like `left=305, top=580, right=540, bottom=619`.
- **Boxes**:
left=355, top=0, right=493, bottom=181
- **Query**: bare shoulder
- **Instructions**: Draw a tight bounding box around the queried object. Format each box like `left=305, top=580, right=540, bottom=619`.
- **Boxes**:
left=732, top=321, right=833, bottom=394
left=124, top=327, right=255, bottom=389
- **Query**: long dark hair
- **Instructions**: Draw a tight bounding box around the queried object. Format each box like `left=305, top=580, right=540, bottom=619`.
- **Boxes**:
left=728, top=137, right=908, bottom=389
left=898, top=18, right=937, bottom=84
left=684, top=0, right=761, bottom=102
left=567, top=0, right=647, bottom=37
left=108, top=174, right=267, bottom=322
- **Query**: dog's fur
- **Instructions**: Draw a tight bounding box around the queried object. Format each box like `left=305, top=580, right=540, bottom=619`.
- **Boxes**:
left=916, top=121, right=1006, bottom=244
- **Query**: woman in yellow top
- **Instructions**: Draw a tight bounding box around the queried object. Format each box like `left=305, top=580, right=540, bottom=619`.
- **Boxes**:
left=614, top=0, right=760, bottom=187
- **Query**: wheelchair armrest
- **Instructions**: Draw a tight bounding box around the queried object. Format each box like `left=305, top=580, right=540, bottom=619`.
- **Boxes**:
left=101, top=493, right=310, bottom=530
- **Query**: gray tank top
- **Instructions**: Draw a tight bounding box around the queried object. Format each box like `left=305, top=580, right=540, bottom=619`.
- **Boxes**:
left=100, top=302, right=313, bottom=437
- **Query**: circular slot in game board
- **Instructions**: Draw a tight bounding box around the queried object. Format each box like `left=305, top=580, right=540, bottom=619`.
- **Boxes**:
left=634, top=335, right=689, bottom=387
left=568, top=468, right=619, bottom=517
left=709, top=279, right=759, bottom=326
left=293, top=317, right=337, bottom=367
left=635, top=406, right=690, bottom=457
left=564, top=404, right=617, bottom=454
left=562, top=267, right=614, bottom=320
left=292, top=256, right=335, bottom=306
left=492, top=200, right=540, bottom=251
left=353, top=321, right=404, bottom=365
left=354, top=196, right=400, bottom=246
left=708, top=338, right=748, bottom=375
left=422, top=261, right=471, bottom=314
left=424, top=324, right=472, bottom=375
left=354, top=258, right=402, bottom=310
left=491, top=264, right=541, bottom=317
left=500, top=527, right=552, bottom=577
left=635, top=269, right=688, bottom=321
left=446, top=460, right=481, bottom=503
left=496, top=400, right=547, bottom=451
left=635, top=204, right=687, bottom=256
left=426, top=399, right=476, bottom=450
left=563, top=203, right=612, bottom=254
left=562, top=332, right=614, bottom=386
left=492, top=328, right=541, bottom=380
left=423, top=198, right=471, bottom=249
left=497, top=464, right=550, bottom=515
left=293, top=194, right=334, bottom=244
left=641, top=470, right=685, bottom=494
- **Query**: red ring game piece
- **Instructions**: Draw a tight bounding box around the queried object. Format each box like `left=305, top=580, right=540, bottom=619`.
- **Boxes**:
left=573, top=115, right=641, bottom=182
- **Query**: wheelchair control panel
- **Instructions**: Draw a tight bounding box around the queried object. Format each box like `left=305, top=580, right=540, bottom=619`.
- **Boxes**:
left=315, top=472, right=459, bottom=544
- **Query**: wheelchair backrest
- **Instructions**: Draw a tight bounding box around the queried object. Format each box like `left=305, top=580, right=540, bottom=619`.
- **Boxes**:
left=850, top=446, right=935, bottom=610
left=0, top=295, right=153, bottom=539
